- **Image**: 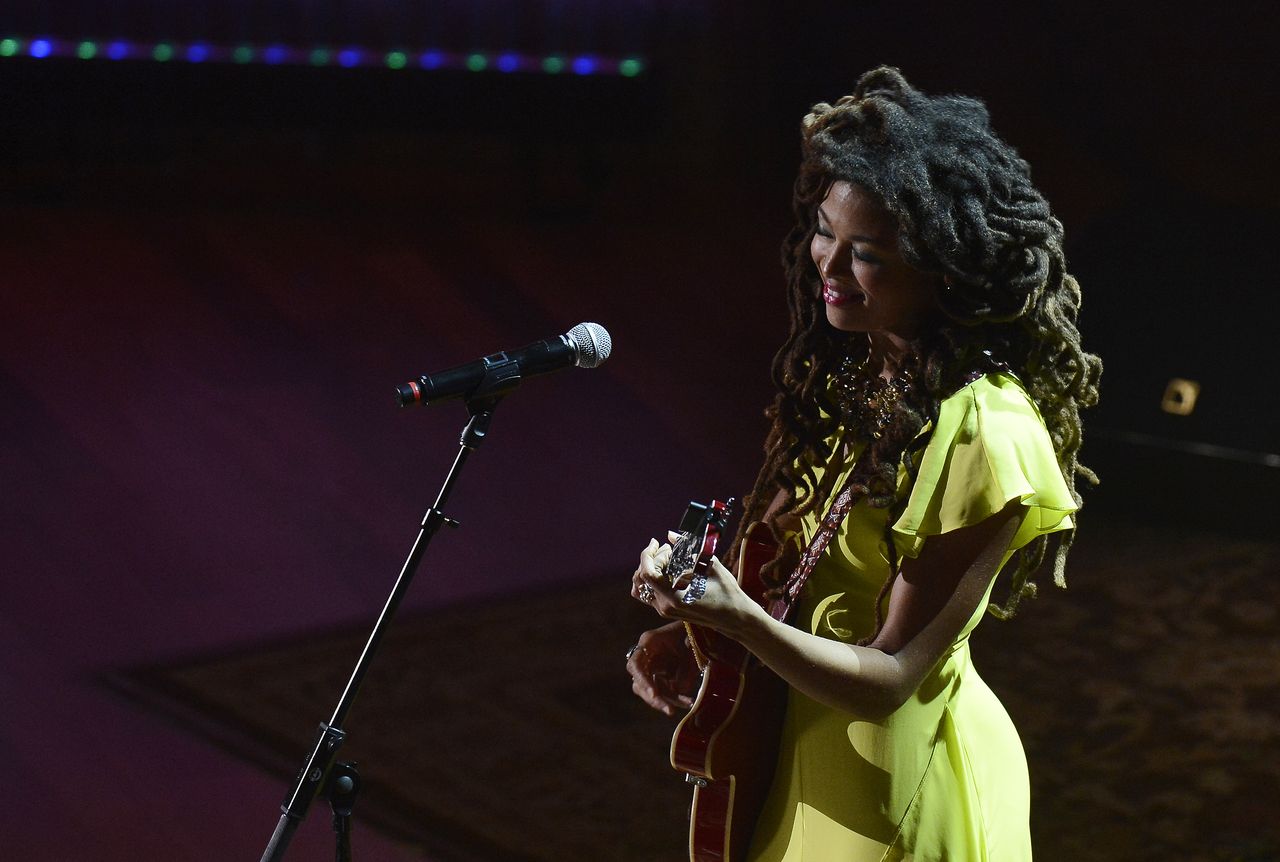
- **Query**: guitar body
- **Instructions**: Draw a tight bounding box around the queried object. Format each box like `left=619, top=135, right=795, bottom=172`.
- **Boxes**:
left=668, top=519, right=788, bottom=862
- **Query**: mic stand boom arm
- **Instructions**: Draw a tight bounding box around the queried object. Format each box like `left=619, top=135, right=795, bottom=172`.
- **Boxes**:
left=259, top=362, right=521, bottom=862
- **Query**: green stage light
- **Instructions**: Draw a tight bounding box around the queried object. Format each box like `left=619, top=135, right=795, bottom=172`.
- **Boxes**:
left=542, top=55, right=565, bottom=74
left=385, top=51, right=407, bottom=69
left=466, top=53, right=487, bottom=72
left=232, top=45, right=253, bottom=63
left=153, top=43, right=174, bottom=62
left=309, top=48, right=330, bottom=66
left=77, top=41, right=97, bottom=60
left=619, top=58, right=643, bottom=77
left=0, top=38, right=21, bottom=57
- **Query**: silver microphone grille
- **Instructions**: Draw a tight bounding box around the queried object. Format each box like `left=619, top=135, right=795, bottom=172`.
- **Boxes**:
left=567, top=322, right=612, bottom=368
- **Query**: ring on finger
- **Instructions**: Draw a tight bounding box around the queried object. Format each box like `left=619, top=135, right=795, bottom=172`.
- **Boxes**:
left=682, top=573, right=708, bottom=605
left=638, top=583, right=656, bottom=604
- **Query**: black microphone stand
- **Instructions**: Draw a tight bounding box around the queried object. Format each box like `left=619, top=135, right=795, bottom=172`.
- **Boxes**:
left=259, top=362, right=521, bottom=862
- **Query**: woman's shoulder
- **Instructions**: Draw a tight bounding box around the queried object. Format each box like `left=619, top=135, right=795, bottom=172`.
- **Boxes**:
left=913, top=371, right=1059, bottom=496
left=894, top=371, right=1074, bottom=552
left=933, top=371, right=1046, bottom=440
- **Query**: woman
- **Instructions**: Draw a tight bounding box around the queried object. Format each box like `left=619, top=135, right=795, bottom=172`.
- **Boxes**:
left=627, top=67, right=1101, bottom=860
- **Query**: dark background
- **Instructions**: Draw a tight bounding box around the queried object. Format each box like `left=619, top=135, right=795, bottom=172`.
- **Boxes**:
left=2, top=2, right=1277, bottom=859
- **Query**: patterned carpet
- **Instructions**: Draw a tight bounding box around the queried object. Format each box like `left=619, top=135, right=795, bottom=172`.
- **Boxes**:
left=974, top=527, right=1280, bottom=862
left=113, top=525, right=1280, bottom=861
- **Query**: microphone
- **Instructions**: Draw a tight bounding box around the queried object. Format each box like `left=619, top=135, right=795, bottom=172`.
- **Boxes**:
left=396, top=322, right=612, bottom=406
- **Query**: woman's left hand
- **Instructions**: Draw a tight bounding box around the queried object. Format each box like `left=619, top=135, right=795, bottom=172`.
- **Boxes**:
left=630, top=533, right=763, bottom=640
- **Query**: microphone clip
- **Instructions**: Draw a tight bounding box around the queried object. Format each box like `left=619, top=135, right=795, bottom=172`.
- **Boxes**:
left=459, top=356, right=521, bottom=447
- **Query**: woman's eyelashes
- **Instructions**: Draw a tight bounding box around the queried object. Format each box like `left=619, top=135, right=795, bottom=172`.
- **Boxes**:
left=817, top=238, right=880, bottom=265
left=816, top=228, right=881, bottom=266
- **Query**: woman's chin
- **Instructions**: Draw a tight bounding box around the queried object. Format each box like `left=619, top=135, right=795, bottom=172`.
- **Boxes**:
left=825, top=304, right=870, bottom=332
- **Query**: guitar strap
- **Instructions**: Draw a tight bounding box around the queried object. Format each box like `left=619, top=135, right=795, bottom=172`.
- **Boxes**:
left=767, top=444, right=876, bottom=624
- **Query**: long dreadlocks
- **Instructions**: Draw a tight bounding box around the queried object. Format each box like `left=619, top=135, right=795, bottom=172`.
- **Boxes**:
left=735, top=66, right=1102, bottom=624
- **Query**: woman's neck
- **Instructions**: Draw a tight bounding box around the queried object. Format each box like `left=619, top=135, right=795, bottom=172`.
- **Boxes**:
left=865, top=330, right=915, bottom=380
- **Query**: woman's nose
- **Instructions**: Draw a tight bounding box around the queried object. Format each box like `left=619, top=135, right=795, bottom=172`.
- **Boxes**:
left=818, top=242, right=849, bottom=279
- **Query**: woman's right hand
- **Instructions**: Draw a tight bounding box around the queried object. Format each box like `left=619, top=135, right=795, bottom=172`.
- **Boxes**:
left=626, top=620, right=701, bottom=717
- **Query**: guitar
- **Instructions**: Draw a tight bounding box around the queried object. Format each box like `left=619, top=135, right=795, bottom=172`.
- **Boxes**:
left=660, top=500, right=789, bottom=862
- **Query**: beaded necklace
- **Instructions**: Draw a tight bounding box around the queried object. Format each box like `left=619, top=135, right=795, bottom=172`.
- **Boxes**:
left=832, top=354, right=913, bottom=439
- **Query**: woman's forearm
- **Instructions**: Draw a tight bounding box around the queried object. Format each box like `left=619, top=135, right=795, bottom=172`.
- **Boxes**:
left=724, top=511, right=1019, bottom=721
left=729, top=606, right=908, bottom=720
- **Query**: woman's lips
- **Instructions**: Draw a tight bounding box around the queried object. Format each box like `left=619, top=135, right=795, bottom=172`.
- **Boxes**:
left=823, top=282, right=864, bottom=306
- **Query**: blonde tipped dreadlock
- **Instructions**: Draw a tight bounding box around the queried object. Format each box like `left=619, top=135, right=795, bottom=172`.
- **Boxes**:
left=732, top=67, right=1102, bottom=630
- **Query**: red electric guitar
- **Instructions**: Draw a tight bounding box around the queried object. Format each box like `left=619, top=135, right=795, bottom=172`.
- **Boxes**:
left=660, top=500, right=789, bottom=862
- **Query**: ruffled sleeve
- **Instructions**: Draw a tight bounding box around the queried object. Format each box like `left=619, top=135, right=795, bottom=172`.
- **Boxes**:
left=890, top=373, right=1077, bottom=559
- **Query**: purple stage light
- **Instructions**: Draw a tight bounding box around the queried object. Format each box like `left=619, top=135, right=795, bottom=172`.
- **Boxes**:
left=186, top=44, right=209, bottom=62
left=572, top=56, right=595, bottom=75
left=29, top=39, right=53, bottom=58
left=497, top=53, right=519, bottom=73
left=337, top=48, right=360, bottom=67
left=419, top=50, right=444, bottom=69
left=106, top=41, right=129, bottom=60
left=263, top=45, right=287, bottom=64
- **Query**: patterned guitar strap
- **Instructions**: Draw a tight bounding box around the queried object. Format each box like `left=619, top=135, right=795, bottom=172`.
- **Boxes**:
left=765, top=444, right=876, bottom=625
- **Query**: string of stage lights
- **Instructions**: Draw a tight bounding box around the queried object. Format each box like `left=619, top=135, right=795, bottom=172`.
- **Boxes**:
left=0, top=36, right=646, bottom=77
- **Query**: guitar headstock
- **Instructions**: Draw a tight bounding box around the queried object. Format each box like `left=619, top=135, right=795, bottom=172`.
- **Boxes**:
left=664, top=498, right=735, bottom=587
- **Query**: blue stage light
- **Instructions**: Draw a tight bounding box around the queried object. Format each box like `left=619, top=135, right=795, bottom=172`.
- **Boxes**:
left=0, top=33, right=644, bottom=77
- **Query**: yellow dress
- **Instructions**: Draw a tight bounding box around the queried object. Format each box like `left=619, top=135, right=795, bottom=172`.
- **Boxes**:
left=746, top=373, right=1076, bottom=862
